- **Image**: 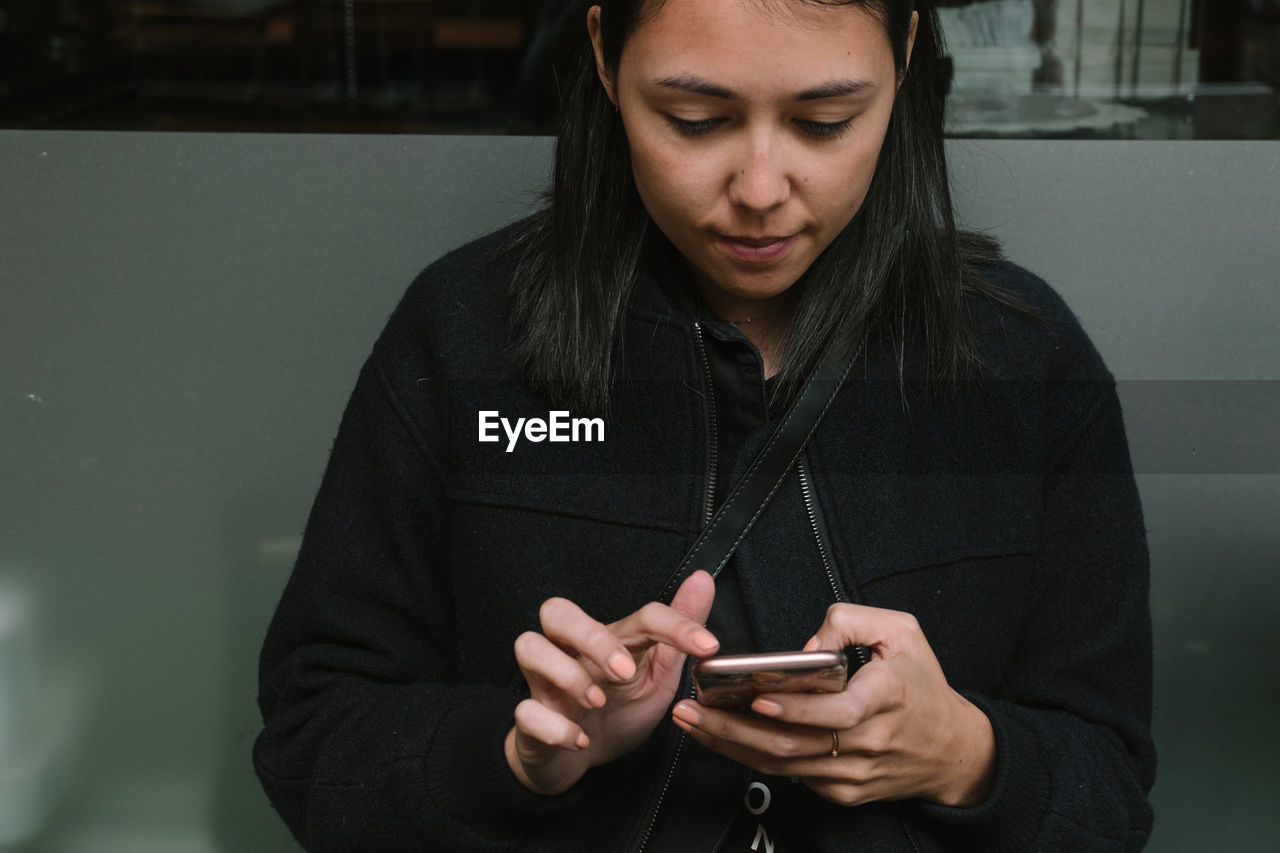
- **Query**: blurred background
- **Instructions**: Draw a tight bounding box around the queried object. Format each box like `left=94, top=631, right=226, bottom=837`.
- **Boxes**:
left=1, top=0, right=1278, bottom=138
left=1, top=2, right=1278, bottom=853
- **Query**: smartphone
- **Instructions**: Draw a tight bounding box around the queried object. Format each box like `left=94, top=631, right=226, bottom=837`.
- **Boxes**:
left=691, top=649, right=848, bottom=709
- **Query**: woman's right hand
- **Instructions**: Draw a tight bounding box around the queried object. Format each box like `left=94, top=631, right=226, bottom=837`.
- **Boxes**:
left=505, top=570, right=718, bottom=795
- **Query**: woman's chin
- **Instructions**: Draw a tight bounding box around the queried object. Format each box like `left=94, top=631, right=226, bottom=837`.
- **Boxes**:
left=705, top=274, right=801, bottom=307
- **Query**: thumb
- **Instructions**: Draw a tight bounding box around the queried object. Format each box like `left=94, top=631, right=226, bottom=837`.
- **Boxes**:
left=668, top=569, right=716, bottom=632
left=808, top=603, right=919, bottom=658
left=649, top=570, right=717, bottom=674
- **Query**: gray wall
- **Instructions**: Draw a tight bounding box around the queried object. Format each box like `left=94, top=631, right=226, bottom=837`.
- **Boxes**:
left=0, top=132, right=1276, bottom=851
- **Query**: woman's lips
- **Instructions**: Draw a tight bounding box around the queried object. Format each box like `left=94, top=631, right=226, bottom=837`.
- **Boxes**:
left=717, top=233, right=798, bottom=263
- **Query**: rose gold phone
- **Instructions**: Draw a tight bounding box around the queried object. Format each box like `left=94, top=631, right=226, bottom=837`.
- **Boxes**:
left=691, top=650, right=848, bottom=709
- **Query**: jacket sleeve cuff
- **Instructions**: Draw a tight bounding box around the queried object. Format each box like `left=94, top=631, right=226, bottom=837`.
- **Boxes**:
left=423, top=696, right=586, bottom=837
left=910, top=692, right=1050, bottom=851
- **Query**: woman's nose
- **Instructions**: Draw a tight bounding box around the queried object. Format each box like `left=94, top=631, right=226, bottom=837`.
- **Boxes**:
left=727, top=137, right=792, bottom=214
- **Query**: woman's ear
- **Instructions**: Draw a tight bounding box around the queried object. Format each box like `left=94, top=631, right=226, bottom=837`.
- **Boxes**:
left=897, top=10, right=919, bottom=91
left=906, top=10, right=918, bottom=68
left=586, top=6, right=618, bottom=107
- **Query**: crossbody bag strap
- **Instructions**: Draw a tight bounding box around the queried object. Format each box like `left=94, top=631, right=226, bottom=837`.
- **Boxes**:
left=657, top=338, right=862, bottom=605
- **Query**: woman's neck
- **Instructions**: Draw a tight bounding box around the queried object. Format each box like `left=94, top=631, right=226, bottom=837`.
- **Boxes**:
left=700, top=288, right=795, bottom=379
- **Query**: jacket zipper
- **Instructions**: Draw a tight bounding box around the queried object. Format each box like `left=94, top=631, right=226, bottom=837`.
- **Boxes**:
left=804, top=456, right=916, bottom=853
left=798, top=455, right=873, bottom=669
left=803, top=455, right=919, bottom=849
left=635, top=321, right=718, bottom=853
left=693, top=320, right=718, bottom=524
left=898, top=815, right=925, bottom=853
left=797, top=455, right=842, bottom=605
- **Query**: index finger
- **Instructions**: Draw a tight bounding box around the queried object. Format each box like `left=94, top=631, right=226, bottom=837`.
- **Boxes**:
left=539, top=597, right=638, bottom=682
left=609, top=600, right=720, bottom=659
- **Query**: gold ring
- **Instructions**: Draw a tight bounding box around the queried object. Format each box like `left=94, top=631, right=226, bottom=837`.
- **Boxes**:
left=830, top=729, right=840, bottom=758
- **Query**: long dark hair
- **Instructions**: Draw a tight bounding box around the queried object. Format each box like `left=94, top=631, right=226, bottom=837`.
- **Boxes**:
left=506, top=0, right=1006, bottom=415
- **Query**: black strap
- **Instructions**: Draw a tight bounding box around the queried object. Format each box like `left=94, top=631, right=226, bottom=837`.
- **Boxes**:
left=657, top=338, right=861, bottom=605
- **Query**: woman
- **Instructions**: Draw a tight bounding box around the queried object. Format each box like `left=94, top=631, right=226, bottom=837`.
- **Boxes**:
left=254, top=2, right=1156, bottom=850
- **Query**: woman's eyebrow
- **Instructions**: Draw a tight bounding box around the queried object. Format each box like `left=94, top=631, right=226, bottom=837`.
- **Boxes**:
left=654, top=73, right=734, bottom=99
left=653, top=73, right=878, bottom=101
left=794, top=79, right=878, bottom=101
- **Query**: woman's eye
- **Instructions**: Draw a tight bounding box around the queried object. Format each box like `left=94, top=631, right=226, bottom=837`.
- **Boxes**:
left=665, top=115, right=723, bottom=137
left=795, top=118, right=855, bottom=139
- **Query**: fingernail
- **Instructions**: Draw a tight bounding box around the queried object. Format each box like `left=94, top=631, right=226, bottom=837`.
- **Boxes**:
left=752, top=698, right=782, bottom=717
left=694, top=630, right=719, bottom=653
left=672, top=701, right=701, bottom=726
left=608, top=651, right=636, bottom=680
left=802, top=636, right=820, bottom=652
left=586, top=685, right=606, bottom=708
left=576, top=731, right=590, bottom=749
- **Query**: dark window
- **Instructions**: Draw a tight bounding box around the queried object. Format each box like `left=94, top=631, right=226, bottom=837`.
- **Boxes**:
left=1, top=0, right=1277, bottom=137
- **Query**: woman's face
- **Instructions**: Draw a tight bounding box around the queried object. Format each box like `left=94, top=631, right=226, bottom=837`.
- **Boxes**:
left=589, top=0, right=912, bottom=312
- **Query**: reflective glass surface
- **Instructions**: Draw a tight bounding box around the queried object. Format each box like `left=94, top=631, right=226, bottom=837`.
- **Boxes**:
left=2, top=0, right=1279, bottom=138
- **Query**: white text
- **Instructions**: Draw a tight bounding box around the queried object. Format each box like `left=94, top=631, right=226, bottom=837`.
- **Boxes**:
left=477, top=410, right=605, bottom=452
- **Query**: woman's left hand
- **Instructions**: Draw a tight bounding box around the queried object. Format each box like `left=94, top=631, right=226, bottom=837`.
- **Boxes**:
left=671, top=603, right=997, bottom=808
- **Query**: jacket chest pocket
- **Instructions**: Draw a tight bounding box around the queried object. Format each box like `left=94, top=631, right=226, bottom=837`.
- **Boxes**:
left=813, top=471, right=1044, bottom=690
left=444, top=475, right=700, bottom=683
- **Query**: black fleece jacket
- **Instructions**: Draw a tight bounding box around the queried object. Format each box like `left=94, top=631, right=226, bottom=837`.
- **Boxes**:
left=254, top=225, right=1156, bottom=852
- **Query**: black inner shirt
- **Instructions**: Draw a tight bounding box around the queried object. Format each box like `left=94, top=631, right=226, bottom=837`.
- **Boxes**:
left=644, top=232, right=779, bottom=653
left=698, top=320, right=814, bottom=852
left=644, top=241, right=816, bottom=852
left=698, top=316, right=779, bottom=656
